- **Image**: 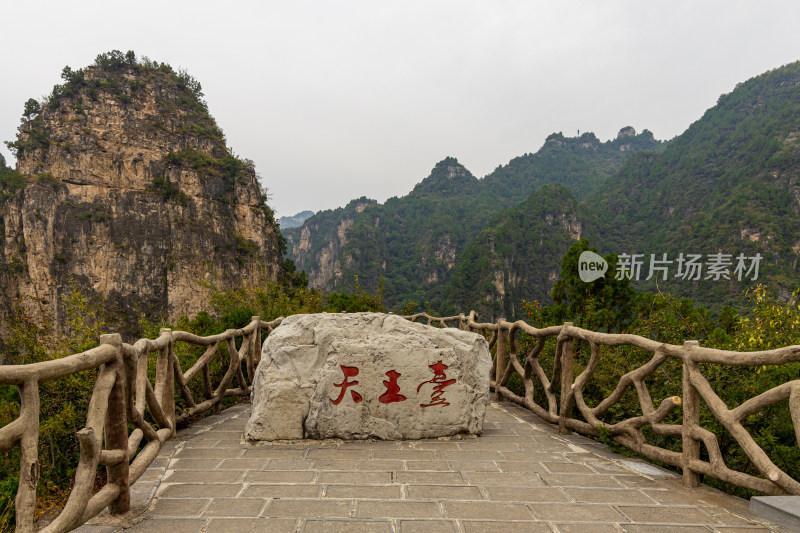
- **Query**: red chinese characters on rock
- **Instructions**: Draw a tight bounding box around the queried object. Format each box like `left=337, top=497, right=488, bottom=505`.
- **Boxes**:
left=330, top=365, right=363, bottom=405
left=379, top=370, right=407, bottom=404
left=417, top=360, right=456, bottom=408
left=328, top=362, right=457, bottom=406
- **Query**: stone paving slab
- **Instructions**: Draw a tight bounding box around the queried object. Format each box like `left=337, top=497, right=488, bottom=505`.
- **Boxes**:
left=82, top=402, right=790, bottom=533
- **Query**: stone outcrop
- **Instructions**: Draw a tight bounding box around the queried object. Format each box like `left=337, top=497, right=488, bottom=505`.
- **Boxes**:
left=2, top=52, right=283, bottom=334
left=245, top=313, right=491, bottom=441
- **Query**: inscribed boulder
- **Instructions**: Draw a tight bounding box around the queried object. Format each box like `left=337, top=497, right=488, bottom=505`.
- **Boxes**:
left=244, top=312, right=491, bottom=441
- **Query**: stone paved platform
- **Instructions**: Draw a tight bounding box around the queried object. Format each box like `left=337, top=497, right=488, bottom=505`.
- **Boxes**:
left=84, top=402, right=788, bottom=533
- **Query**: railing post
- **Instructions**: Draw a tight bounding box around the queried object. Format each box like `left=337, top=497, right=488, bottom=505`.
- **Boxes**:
left=15, top=378, right=40, bottom=533
left=101, top=333, right=130, bottom=515
left=256, top=318, right=263, bottom=368
left=682, top=340, right=701, bottom=487
left=250, top=316, right=261, bottom=376
left=559, top=322, right=574, bottom=435
left=155, top=328, right=176, bottom=433
left=495, top=319, right=507, bottom=401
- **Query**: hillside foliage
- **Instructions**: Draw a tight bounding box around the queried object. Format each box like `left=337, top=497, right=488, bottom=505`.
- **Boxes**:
left=585, top=61, right=800, bottom=312
left=445, top=185, right=584, bottom=319
left=287, top=61, right=800, bottom=319
left=288, top=129, right=662, bottom=313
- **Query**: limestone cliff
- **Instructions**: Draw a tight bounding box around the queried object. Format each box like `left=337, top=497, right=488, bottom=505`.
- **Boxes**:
left=445, top=184, right=583, bottom=321
left=2, top=51, right=283, bottom=334
left=285, top=197, right=376, bottom=289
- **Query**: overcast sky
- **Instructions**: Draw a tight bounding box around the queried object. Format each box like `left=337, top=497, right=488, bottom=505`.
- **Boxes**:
left=2, top=1, right=799, bottom=217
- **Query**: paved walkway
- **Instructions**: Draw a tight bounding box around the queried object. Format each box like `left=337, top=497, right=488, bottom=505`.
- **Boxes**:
left=84, top=402, right=786, bottom=533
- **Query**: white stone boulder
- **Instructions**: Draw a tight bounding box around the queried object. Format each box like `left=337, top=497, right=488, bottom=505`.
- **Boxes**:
left=245, top=312, right=491, bottom=441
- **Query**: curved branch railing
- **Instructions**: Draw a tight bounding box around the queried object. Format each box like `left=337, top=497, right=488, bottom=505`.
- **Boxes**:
left=1, top=309, right=799, bottom=531
left=0, top=316, right=282, bottom=533
left=404, top=311, right=800, bottom=497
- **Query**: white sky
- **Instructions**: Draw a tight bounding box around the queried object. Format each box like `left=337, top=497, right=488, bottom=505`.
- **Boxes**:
left=1, top=1, right=799, bottom=217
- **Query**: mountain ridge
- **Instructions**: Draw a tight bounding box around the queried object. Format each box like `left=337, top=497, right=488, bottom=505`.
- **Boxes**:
left=448, top=60, right=800, bottom=318
left=585, top=62, right=800, bottom=302
left=286, top=127, right=663, bottom=310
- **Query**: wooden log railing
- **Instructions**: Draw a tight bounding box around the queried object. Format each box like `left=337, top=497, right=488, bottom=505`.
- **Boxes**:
left=0, top=316, right=282, bottom=533
left=1, top=310, right=799, bottom=531
left=404, top=311, right=800, bottom=496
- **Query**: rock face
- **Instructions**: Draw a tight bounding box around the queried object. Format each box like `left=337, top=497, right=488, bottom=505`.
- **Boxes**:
left=445, top=184, right=583, bottom=321
left=245, top=313, right=491, bottom=441
left=2, top=52, right=283, bottom=334
left=285, top=197, right=377, bottom=289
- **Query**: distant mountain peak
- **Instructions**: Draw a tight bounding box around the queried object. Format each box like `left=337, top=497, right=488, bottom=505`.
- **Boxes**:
left=278, top=210, right=315, bottom=229
left=344, top=196, right=378, bottom=212
left=544, top=131, right=601, bottom=150
left=411, top=158, right=478, bottom=197
left=433, top=156, right=467, bottom=173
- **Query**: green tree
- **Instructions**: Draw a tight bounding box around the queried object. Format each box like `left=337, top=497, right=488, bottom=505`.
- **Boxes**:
left=22, top=99, right=40, bottom=121
left=548, top=239, right=636, bottom=331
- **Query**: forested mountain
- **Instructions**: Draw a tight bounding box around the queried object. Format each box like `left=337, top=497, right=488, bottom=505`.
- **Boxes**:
left=444, top=184, right=583, bottom=319
left=447, top=60, right=800, bottom=319
left=584, top=60, right=800, bottom=311
left=483, top=127, right=663, bottom=202
left=287, top=159, right=496, bottom=307
left=288, top=60, right=800, bottom=318
left=286, top=128, right=662, bottom=310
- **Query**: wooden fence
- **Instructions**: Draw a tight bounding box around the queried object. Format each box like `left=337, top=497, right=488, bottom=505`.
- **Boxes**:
left=0, top=316, right=281, bottom=533
left=1, top=310, right=799, bottom=532
left=405, top=311, right=800, bottom=496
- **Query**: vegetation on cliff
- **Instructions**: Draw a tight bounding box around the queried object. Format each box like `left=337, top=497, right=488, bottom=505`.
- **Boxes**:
left=0, top=155, right=25, bottom=199
left=0, top=51, right=283, bottom=336
left=287, top=129, right=662, bottom=312
left=445, top=185, right=583, bottom=319
left=585, top=60, right=800, bottom=311
left=8, top=51, right=218, bottom=157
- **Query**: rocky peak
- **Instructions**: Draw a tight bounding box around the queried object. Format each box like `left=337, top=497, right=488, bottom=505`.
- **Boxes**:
left=411, top=157, right=479, bottom=198
left=350, top=199, right=376, bottom=213
left=544, top=131, right=600, bottom=150
left=432, top=157, right=470, bottom=178
left=13, top=52, right=241, bottom=200
left=2, top=51, right=284, bottom=335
